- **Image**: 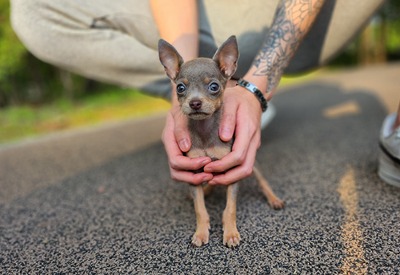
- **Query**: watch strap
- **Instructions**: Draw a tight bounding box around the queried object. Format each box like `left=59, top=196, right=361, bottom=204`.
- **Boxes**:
left=236, top=78, right=268, bottom=112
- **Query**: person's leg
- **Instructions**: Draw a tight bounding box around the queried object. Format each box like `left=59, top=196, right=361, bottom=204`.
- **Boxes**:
left=198, top=0, right=385, bottom=76
left=10, top=0, right=171, bottom=98
left=286, top=0, right=385, bottom=73
left=197, top=0, right=384, bottom=130
left=11, top=0, right=385, bottom=98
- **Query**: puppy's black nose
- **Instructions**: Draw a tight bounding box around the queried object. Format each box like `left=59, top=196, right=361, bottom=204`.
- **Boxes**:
left=189, top=99, right=202, bottom=110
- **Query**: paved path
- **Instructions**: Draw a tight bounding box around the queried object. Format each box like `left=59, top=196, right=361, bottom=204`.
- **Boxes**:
left=1, top=63, right=399, bottom=274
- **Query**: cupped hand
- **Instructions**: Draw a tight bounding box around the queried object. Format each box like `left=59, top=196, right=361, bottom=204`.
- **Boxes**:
left=204, top=84, right=263, bottom=185
left=162, top=107, right=213, bottom=185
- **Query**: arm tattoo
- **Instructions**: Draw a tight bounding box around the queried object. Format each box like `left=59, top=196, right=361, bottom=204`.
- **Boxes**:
left=253, top=0, right=324, bottom=93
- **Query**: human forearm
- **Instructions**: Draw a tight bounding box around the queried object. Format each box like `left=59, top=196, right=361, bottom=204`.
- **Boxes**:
left=150, top=0, right=198, bottom=62
left=245, top=0, right=325, bottom=99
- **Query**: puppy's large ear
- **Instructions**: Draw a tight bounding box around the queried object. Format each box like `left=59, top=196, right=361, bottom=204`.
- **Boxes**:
left=212, top=35, right=239, bottom=78
left=158, top=39, right=184, bottom=81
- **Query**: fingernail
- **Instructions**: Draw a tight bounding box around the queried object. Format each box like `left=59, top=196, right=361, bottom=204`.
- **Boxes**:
left=201, top=158, right=210, bottom=165
left=179, top=139, right=189, bottom=151
left=221, top=128, right=232, bottom=141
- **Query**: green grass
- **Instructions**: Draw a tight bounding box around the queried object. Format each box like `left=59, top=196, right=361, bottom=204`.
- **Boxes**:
left=0, top=71, right=321, bottom=144
left=0, top=88, right=171, bottom=144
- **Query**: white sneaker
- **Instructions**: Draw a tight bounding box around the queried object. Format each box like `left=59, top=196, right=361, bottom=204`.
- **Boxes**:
left=260, top=102, right=276, bottom=130
left=378, top=113, right=400, bottom=187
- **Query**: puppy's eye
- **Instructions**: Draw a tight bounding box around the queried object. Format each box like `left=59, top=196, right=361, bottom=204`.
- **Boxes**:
left=208, top=82, right=220, bottom=93
left=176, top=83, right=186, bottom=94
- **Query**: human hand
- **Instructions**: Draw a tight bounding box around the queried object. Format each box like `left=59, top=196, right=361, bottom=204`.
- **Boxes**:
left=162, top=106, right=213, bottom=185
left=204, top=84, right=263, bottom=185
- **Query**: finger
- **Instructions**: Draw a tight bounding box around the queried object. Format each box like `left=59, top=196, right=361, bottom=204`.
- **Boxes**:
left=170, top=169, right=213, bottom=185
left=204, top=123, right=255, bottom=173
left=163, top=113, right=211, bottom=171
left=169, top=155, right=212, bottom=172
left=164, top=139, right=213, bottom=184
left=173, top=112, right=191, bottom=152
left=164, top=131, right=213, bottom=183
left=203, top=147, right=245, bottom=173
left=219, top=95, right=238, bottom=142
left=162, top=113, right=184, bottom=159
left=163, top=129, right=211, bottom=171
left=208, top=135, right=259, bottom=185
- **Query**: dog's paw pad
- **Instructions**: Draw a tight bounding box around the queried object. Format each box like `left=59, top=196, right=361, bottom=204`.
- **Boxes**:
left=223, top=231, right=241, bottom=248
left=191, top=231, right=209, bottom=247
left=269, top=198, right=285, bottom=210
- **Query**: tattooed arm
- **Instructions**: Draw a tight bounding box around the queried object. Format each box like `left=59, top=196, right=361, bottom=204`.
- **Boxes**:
left=205, top=0, right=325, bottom=185
left=250, top=0, right=325, bottom=98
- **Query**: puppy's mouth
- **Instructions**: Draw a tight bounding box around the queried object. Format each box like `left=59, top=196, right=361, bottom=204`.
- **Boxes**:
left=187, top=111, right=211, bottom=120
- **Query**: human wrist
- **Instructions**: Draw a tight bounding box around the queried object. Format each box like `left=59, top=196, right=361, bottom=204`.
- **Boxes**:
left=243, top=68, right=273, bottom=98
left=236, top=78, right=268, bottom=113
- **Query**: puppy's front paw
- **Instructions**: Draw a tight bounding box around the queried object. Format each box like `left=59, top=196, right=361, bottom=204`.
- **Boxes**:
left=268, top=197, right=285, bottom=210
left=192, top=229, right=209, bottom=247
left=223, top=228, right=241, bottom=248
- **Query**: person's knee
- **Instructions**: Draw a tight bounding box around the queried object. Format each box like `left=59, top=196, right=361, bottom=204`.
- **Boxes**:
left=11, top=0, right=56, bottom=63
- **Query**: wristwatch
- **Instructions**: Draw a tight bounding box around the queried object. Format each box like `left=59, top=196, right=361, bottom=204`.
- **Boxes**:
left=236, top=78, right=268, bottom=112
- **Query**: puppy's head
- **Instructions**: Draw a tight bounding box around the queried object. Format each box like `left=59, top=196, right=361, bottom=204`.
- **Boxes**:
left=158, top=36, right=239, bottom=120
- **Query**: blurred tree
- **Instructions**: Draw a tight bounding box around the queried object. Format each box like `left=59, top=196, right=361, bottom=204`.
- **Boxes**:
left=0, top=1, right=94, bottom=107
left=0, top=0, right=26, bottom=106
left=383, top=0, right=400, bottom=59
left=358, top=0, right=400, bottom=65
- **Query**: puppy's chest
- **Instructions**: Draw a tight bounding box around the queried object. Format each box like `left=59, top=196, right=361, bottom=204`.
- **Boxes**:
left=187, top=119, right=232, bottom=161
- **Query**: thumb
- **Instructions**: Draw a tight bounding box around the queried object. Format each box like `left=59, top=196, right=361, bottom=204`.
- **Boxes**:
left=174, top=113, right=191, bottom=152
left=219, top=93, right=238, bottom=142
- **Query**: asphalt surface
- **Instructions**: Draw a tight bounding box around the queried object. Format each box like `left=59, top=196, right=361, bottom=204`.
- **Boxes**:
left=1, top=63, right=399, bottom=274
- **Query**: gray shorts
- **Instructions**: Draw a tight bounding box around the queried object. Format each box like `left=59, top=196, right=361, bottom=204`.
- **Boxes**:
left=11, top=0, right=383, bottom=99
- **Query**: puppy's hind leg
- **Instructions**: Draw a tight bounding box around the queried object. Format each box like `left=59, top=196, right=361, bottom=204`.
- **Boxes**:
left=191, top=185, right=210, bottom=247
left=222, top=182, right=241, bottom=248
left=253, top=165, right=284, bottom=210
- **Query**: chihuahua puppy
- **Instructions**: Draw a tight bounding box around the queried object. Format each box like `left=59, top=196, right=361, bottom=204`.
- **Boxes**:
left=158, top=36, right=284, bottom=248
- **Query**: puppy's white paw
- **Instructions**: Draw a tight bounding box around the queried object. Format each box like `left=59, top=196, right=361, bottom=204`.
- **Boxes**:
left=191, top=229, right=209, bottom=247
left=223, top=229, right=241, bottom=248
